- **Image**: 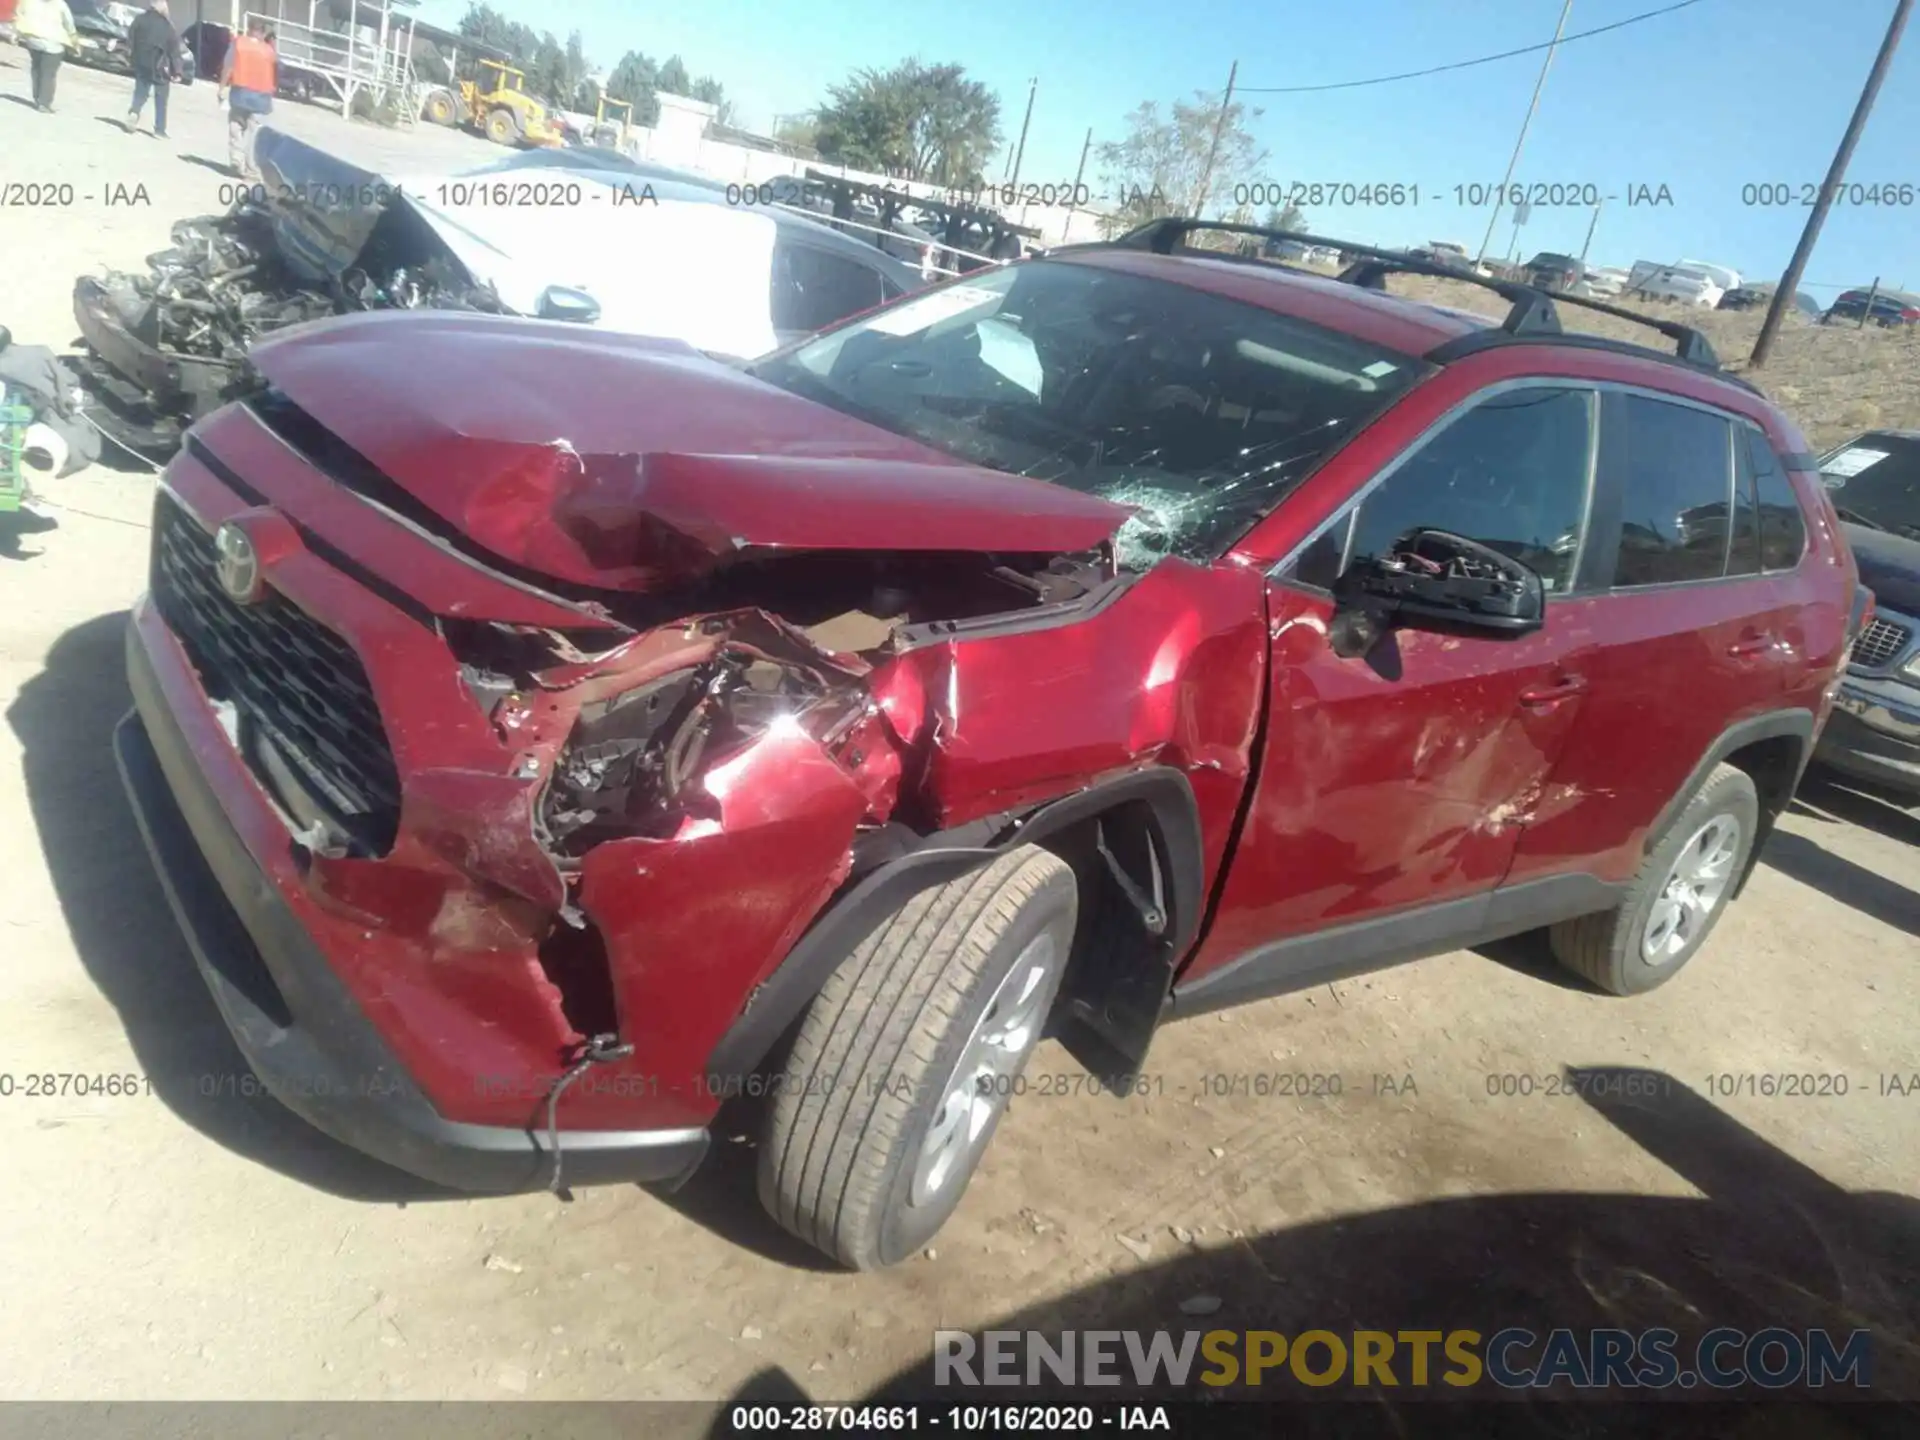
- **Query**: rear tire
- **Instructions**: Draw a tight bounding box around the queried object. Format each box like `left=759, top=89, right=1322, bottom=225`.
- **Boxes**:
left=758, top=846, right=1077, bottom=1270
left=422, top=89, right=457, bottom=126
left=1549, top=763, right=1758, bottom=996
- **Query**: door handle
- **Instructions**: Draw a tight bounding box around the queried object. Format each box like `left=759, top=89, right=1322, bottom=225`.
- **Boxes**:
left=1519, top=675, right=1588, bottom=706
left=1727, top=632, right=1774, bottom=658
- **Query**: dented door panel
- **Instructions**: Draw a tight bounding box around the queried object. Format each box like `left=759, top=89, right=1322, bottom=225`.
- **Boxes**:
left=1182, top=584, right=1597, bottom=985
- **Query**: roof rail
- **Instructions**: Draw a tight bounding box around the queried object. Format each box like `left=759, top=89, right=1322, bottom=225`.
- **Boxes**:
left=1107, top=217, right=1724, bottom=373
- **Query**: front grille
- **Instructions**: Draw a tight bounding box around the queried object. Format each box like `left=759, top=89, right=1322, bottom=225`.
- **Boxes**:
left=151, top=492, right=402, bottom=852
left=1852, top=616, right=1913, bottom=671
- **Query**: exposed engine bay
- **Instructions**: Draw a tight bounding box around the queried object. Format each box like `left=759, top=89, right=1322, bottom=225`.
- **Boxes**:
left=446, top=545, right=1119, bottom=861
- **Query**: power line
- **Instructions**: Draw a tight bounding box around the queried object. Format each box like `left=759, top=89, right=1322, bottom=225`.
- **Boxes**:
left=1236, top=0, right=1711, bottom=94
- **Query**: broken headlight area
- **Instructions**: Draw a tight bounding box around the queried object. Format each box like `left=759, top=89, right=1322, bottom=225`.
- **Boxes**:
left=73, top=203, right=504, bottom=459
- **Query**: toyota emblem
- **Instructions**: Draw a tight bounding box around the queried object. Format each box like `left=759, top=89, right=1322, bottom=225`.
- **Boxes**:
left=213, top=522, right=263, bottom=604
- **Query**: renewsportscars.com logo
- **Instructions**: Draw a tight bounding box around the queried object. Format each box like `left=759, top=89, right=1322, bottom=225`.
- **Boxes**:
left=934, top=1327, right=1873, bottom=1391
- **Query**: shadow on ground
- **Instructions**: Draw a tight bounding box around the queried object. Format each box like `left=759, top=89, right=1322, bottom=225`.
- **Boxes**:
left=722, top=1072, right=1920, bottom=1434
left=7, top=610, right=456, bottom=1202
left=1792, top=769, right=1920, bottom=847
left=1766, top=774, right=1919, bottom=936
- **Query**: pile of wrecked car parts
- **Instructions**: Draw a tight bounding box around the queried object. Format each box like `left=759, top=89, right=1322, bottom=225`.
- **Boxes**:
left=73, top=129, right=503, bottom=461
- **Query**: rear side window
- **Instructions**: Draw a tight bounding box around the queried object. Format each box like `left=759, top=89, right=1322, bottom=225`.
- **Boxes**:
left=1344, top=386, right=1595, bottom=593
left=1606, top=395, right=1735, bottom=587
left=1747, top=430, right=1806, bottom=570
left=771, top=243, right=888, bottom=334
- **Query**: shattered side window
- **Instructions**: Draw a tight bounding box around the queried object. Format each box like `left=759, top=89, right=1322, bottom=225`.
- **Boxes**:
left=751, top=260, right=1433, bottom=568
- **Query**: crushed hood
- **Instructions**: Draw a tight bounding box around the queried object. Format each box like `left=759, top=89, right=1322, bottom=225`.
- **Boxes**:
left=245, top=309, right=1133, bottom=591
left=250, top=128, right=795, bottom=359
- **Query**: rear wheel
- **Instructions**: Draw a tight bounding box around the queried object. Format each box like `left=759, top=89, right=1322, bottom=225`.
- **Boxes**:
left=1550, top=763, right=1758, bottom=996
left=758, top=846, right=1077, bottom=1270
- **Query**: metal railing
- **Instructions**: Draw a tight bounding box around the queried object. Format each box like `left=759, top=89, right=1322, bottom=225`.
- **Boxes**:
left=244, top=11, right=418, bottom=116
left=765, top=203, right=1006, bottom=281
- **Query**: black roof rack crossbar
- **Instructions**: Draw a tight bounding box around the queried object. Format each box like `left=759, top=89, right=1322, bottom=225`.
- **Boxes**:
left=1107, top=217, right=1723, bottom=371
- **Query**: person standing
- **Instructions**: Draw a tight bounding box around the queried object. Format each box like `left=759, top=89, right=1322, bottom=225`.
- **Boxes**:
left=218, top=16, right=276, bottom=179
left=14, top=0, right=78, bottom=113
left=124, top=0, right=183, bottom=138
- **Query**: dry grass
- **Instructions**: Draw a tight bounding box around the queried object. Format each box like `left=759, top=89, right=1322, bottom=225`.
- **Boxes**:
left=1379, top=274, right=1920, bottom=450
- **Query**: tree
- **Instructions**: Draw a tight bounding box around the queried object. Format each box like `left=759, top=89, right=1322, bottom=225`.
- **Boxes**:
left=657, top=55, right=691, bottom=96
left=453, top=4, right=730, bottom=126
left=689, top=76, right=737, bottom=128
left=772, top=113, right=820, bottom=151
left=1096, top=89, right=1267, bottom=236
left=1264, top=202, right=1306, bottom=233
left=814, top=60, right=1001, bottom=184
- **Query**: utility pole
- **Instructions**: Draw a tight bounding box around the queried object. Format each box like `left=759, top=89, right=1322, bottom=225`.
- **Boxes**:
left=1475, top=0, right=1575, bottom=266
left=1752, top=0, right=1912, bottom=367
left=1578, top=195, right=1604, bottom=263
left=1191, top=59, right=1239, bottom=217
left=1005, top=77, right=1038, bottom=186
left=1062, top=126, right=1094, bottom=243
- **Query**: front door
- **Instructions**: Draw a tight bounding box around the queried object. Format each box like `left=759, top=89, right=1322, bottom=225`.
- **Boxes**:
left=1184, top=383, right=1606, bottom=989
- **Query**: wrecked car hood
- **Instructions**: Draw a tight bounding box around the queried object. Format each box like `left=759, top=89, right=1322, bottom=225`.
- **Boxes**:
left=246, top=309, right=1134, bottom=590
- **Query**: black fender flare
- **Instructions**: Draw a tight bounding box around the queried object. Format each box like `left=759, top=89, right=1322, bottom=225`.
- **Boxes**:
left=702, top=766, right=1208, bottom=1086
left=1651, top=708, right=1815, bottom=897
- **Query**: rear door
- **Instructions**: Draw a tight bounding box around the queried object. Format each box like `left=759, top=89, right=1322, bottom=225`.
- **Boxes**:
left=1506, top=388, right=1790, bottom=886
left=1186, top=381, right=1605, bottom=984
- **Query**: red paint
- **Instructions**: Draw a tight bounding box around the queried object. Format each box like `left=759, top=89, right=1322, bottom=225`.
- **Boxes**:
left=247, top=311, right=1133, bottom=592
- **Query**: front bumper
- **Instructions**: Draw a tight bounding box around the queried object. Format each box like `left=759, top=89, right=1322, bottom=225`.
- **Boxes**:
left=116, top=614, right=709, bottom=1192
left=1813, top=673, right=1920, bottom=797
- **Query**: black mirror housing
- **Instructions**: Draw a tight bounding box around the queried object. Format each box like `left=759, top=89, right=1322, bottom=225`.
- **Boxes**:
left=537, top=286, right=602, bottom=324
left=1332, top=529, right=1547, bottom=654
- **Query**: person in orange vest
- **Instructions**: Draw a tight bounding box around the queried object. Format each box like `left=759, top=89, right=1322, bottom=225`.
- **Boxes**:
left=218, top=17, right=277, bottom=180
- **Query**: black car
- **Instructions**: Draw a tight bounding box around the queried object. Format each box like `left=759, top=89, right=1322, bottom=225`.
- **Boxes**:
left=66, top=0, right=131, bottom=72
left=1718, top=286, right=1820, bottom=316
left=1523, top=251, right=1584, bottom=293
left=1814, top=430, right=1920, bottom=799
left=1822, top=288, right=1920, bottom=328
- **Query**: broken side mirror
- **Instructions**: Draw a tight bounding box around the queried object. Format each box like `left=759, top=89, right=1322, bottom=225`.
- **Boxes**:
left=538, top=286, right=601, bottom=324
left=1329, top=529, right=1546, bottom=660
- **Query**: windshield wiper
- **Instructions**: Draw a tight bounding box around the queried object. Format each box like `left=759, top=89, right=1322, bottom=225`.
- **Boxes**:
left=1833, top=506, right=1888, bottom=532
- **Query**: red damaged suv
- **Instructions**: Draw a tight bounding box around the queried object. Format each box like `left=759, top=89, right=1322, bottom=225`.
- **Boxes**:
left=117, top=220, right=1861, bottom=1269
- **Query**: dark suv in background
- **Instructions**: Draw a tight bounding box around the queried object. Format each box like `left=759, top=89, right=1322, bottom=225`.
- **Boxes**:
left=1814, top=430, right=1920, bottom=798
left=1524, top=252, right=1585, bottom=293
left=1822, top=289, right=1920, bottom=329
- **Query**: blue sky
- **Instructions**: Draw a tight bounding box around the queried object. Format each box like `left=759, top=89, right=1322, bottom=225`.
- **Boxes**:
left=415, top=0, right=1919, bottom=293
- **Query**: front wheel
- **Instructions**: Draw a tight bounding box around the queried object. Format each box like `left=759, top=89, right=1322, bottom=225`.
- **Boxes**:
left=758, top=846, right=1077, bottom=1270
left=484, top=107, right=519, bottom=145
left=1549, top=763, right=1758, bottom=996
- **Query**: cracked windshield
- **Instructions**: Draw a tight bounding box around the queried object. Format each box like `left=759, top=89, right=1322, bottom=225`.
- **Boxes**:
left=754, top=261, right=1428, bottom=567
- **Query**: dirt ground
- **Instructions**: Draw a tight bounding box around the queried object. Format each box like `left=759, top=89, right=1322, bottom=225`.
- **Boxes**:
left=1, top=50, right=1917, bottom=1415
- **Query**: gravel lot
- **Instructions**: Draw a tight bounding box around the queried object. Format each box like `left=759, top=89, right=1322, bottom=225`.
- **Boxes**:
left=1, top=49, right=1916, bottom=1415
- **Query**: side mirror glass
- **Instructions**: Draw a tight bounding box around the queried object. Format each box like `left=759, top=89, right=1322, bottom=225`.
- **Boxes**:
left=537, top=285, right=601, bottom=324
left=1329, top=529, right=1547, bottom=659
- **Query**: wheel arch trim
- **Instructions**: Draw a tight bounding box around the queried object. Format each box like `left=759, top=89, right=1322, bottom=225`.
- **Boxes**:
left=701, top=766, right=1208, bottom=1085
left=1653, top=707, right=1815, bottom=898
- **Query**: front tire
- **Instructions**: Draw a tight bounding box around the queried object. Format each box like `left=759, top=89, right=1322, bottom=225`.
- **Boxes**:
left=484, top=107, right=519, bottom=146
left=758, top=846, right=1077, bottom=1270
left=1550, top=763, right=1758, bottom=996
